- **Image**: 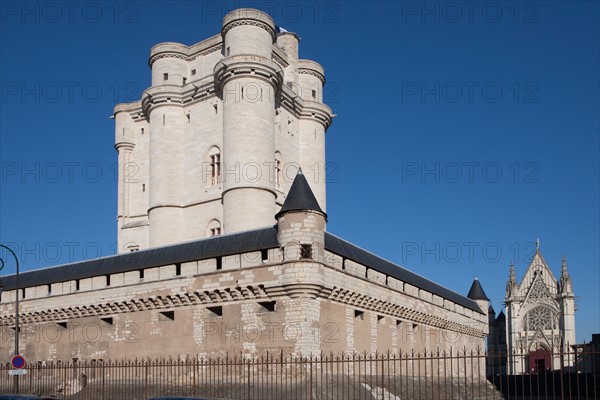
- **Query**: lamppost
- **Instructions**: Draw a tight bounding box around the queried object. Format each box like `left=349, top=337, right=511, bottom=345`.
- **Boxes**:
left=0, top=244, right=20, bottom=394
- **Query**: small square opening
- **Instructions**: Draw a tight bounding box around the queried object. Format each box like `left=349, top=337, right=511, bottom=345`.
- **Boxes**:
left=207, top=306, right=222, bottom=317
left=300, top=244, right=312, bottom=259
left=258, top=301, right=276, bottom=313
left=159, top=311, right=175, bottom=321
left=354, top=310, right=364, bottom=320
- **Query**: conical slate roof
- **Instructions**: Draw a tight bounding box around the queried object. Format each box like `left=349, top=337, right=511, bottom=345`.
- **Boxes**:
left=467, top=277, right=489, bottom=301
left=275, top=169, right=326, bottom=219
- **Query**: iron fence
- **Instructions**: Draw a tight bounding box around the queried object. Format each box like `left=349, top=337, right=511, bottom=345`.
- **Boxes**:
left=0, top=346, right=597, bottom=399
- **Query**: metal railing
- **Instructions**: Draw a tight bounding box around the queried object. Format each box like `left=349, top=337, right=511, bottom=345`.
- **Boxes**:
left=0, top=346, right=597, bottom=399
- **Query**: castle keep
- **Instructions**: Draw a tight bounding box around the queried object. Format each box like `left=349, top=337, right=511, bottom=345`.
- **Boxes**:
left=0, top=9, right=488, bottom=364
left=115, top=8, right=331, bottom=251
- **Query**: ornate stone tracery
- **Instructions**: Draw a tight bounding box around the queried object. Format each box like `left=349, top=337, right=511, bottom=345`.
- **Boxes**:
left=523, top=275, right=555, bottom=307
left=524, top=306, right=556, bottom=331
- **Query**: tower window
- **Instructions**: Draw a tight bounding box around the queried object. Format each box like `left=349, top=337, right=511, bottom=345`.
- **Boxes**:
left=300, top=244, right=312, bottom=259
left=210, top=152, right=221, bottom=185
left=191, top=69, right=196, bottom=76
left=141, top=128, right=144, bottom=135
left=216, top=257, right=222, bottom=270
left=182, top=77, right=187, bottom=85
left=312, top=89, right=317, bottom=99
left=163, top=73, right=168, bottom=81
left=139, top=269, right=144, bottom=279
left=75, top=280, right=80, bottom=291
left=175, top=263, right=181, bottom=276
left=261, top=249, right=268, bottom=262
left=208, top=219, right=221, bottom=237
left=142, top=183, right=146, bottom=192
left=275, top=158, right=282, bottom=189
left=105, top=275, right=111, bottom=286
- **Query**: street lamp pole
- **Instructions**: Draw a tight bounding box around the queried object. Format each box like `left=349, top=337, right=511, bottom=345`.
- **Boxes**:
left=0, top=244, right=20, bottom=394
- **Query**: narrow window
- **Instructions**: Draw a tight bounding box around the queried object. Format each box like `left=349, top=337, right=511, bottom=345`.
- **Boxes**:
left=275, top=159, right=282, bottom=189
left=312, top=89, right=317, bottom=99
left=210, top=153, right=221, bottom=185
left=75, top=280, right=80, bottom=291
left=105, top=275, right=111, bottom=286
left=191, top=69, right=196, bottom=76
left=163, top=114, right=165, bottom=126
left=258, top=301, right=276, bottom=312
left=213, top=104, right=218, bottom=114
left=216, top=257, right=222, bottom=270
left=175, top=263, right=181, bottom=276
left=209, top=226, right=221, bottom=236
left=141, top=127, right=144, bottom=135
left=139, top=269, right=144, bottom=279
left=354, top=310, right=364, bottom=320
left=186, top=113, right=190, bottom=123
left=300, top=244, right=312, bottom=259
left=47, top=284, right=52, bottom=296
left=182, top=77, right=187, bottom=85
left=142, top=183, right=146, bottom=192
left=226, top=47, right=230, bottom=56
left=163, top=73, right=168, bottom=81
left=261, top=249, right=268, bottom=262
left=207, top=306, right=222, bottom=317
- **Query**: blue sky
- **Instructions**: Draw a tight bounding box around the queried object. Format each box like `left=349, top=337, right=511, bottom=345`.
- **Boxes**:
left=0, top=1, right=598, bottom=343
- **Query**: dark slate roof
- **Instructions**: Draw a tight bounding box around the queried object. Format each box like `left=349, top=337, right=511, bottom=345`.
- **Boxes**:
left=275, top=170, right=325, bottom=219
left=496, top=310, right=506, bottom=320
left=467, top=278, right=489, bottom=301
left=1, top=227, right=483, bottom=314
left=324, top=233, right=484, bottom=314
left=0, top=228, right=279, bottom=291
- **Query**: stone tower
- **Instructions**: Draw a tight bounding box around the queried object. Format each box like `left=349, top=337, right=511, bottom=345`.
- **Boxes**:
left=504, top=243, right=576, bottom=374
left=114, top=8, right=334, bottom=252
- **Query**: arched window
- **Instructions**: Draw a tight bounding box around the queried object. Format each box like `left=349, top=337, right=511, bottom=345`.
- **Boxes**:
left=208, top=146, right=221, bottom=186
left=207, top=219, right=221, bottom=237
